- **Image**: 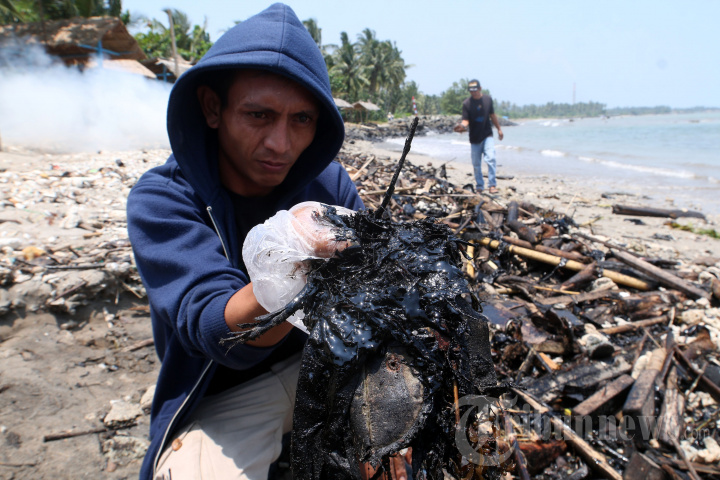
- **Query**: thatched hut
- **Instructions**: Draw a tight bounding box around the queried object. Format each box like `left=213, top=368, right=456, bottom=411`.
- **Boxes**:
left=0, top=16, right=146, bottom=69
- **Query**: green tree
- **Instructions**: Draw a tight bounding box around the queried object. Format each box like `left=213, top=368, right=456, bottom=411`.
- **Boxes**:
left=0, top=0, right=23, bottom=22
left=1, top=0, right=125, bottom=23
left=440, top=79, right=471, bottom=114
left=134, top=9, right=211, bottom=62
left=329, top=31, right=368, bottom=102
left=302, top=17, right=321, bottom=49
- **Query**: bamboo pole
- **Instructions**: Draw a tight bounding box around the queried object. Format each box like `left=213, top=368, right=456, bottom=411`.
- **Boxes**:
left=476, top=237, right=651, bottom=291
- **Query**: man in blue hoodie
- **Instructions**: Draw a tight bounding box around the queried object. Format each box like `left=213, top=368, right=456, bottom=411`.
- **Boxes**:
left=127, top=4, right=364, bottom=479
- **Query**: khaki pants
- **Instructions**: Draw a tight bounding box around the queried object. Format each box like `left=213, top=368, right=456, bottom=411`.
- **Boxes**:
left=154, top=353, right=301, bottom=480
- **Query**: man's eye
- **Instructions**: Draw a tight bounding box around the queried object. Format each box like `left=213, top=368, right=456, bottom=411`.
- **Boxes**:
left=249, top=112, right=267, bottom=119
left=297, top=113, right=313, bottom=124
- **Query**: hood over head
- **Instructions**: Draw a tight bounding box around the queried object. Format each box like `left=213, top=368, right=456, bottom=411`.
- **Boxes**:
left=166, top=3, right=344, bottom=203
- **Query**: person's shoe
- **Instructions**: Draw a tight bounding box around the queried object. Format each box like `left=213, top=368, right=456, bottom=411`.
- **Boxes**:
left=488, top=186, right=499, bottom=194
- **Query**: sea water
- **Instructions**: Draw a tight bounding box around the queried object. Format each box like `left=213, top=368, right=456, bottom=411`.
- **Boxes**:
left=380, top=111, right=720, bottom=215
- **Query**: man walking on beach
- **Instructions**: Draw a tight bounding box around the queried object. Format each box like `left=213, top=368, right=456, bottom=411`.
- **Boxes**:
left=454, top=79, right=503, bottom=194
left=126, top=4, right=367, bottom=479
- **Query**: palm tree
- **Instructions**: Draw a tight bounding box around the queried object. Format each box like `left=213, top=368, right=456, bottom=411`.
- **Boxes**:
left=134, top=9, right=211, bottom=62
left=0, top=0, right=22, bottom=22
left=330, top=31, right=367, bottom=101
left=302, top=17, right=321, bottom=49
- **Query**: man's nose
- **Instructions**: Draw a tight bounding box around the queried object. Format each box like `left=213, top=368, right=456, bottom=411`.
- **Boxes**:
left=264, top=119, right=291, bottom=154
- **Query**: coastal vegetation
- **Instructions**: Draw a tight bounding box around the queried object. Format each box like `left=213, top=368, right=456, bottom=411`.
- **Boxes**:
left=0, top=2, right=714, bottom=121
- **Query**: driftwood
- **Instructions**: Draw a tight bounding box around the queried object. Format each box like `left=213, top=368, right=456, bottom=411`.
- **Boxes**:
left=572, top=374, right=634, bottom=417
left=657, top=366, right=684, bottom=447
left=611, top=249, right=710, bottom=300
left=623, top=348, right=666, bottom=424
left=612, top=204, right=706, bottom=220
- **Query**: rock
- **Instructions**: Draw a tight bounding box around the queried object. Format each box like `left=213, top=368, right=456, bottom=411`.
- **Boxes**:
left=696, top=437, right=720, bottom=464
left=102, top=433, right=149, bottom=465
left=103, top=400, right=143, bottom=429
left=8, top=280, right=53, bottom=312
left=140, top=385, right=155, bottom=414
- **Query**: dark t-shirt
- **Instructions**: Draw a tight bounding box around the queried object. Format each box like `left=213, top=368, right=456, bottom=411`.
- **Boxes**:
left=205, top=191, right=308, bottom=396
left=461, top=95, right=495, bottom=144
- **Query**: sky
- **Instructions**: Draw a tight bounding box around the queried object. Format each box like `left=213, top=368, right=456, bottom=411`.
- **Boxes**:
left=120, top=0, right=720, bottom=109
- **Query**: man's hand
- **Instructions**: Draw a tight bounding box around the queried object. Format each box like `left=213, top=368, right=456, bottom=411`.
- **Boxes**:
left=498, top=129, right=504, bottom=141
left=453, top=123, right=467, bottom=133
left=289, top=202, right=355, bottom=257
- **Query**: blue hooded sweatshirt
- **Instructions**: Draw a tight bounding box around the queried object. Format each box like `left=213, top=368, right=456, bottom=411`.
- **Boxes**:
left=126, top=4, right=363, bottom=478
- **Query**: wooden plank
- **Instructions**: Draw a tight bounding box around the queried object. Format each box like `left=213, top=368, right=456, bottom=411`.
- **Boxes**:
left=525, top=357, right=632, bottom=404
left=611, top=249, right=710, bottom=299
left=623, top=348, right=666, bottom=433
left=573, top=374, right=635, bottom=417
left=657, top=367, right=684, bottom=447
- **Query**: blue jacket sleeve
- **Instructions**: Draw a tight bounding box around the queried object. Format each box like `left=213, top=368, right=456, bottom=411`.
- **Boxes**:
left=127, top=167, right=271, bottom=369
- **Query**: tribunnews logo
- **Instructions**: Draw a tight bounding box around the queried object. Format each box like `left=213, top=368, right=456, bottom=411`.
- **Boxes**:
left=455, top=394, right=712, bottom=466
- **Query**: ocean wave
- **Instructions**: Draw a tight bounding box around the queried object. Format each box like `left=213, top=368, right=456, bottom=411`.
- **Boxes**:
left=541, top=150, right=566, bottom=157
left=577, top=156, right=696, bottom=179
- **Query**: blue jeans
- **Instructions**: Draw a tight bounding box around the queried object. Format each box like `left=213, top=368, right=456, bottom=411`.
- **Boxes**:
left=471, top=137, right=496, bottom=191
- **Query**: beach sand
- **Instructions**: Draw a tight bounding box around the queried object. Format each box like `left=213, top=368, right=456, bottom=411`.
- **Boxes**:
left=0, top=140, right=719, bottom=478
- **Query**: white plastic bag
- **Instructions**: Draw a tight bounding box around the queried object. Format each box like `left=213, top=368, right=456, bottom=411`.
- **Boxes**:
left=242, top=201, right=355, bottom=333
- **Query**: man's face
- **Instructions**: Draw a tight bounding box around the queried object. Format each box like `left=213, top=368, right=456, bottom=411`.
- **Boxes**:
left=199, top=70, right=320, bottom=197
left=470, top=89, right=482, bottom=100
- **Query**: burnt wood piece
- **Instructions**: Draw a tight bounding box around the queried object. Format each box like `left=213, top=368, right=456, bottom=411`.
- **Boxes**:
left=561, top=262, right=598, bottom=291
left=623, top=348, right=666, bottom=445
left=611, top=204, right=706, bottom=220
left=657, top=367, right=684, bottom=447
left=673, top=346, right=720, bottom=402
left=507, top=201, right=520, bottom=223
left=611, top=249, right=710, bottom=300
left=524, top=357, right=632, bottom=404
left=623, top=452, right=667, bottom=480
left=507, top=219, right=538, bottom=243
left=573, top=374, right=634, bottom=417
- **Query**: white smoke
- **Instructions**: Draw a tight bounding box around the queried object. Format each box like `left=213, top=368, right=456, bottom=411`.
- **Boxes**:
left=0, top=38, right=171, bottom=153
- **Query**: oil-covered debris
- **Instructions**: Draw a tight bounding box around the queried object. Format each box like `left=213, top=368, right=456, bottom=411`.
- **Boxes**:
left=230, top=204, right=504, bottom=479
left=337, top=148, right=720, bottom=479
left=228, top=121, right=509, bottom=479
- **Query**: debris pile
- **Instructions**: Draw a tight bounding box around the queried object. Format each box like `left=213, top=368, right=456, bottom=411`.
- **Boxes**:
left=0, top=139, right=718, bottom=478
left=339, top=146, right=720, bottom=479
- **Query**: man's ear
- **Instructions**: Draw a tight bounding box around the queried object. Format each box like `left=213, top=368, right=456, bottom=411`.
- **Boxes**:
left=197, top=85, right=221, bottom=129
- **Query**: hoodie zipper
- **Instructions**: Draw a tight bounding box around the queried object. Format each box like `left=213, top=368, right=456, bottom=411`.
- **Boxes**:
left=153, top=205, right=231, bottom=477
left=207, top=205, right=230, bottom=260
